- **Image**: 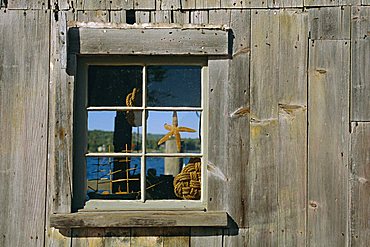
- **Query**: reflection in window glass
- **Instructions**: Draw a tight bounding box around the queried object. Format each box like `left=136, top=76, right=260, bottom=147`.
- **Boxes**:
left=147, top=66, right=201, bottom=107
left=146, top=111, right=201, bottom=153
left=86, top=156, right=141, bottom=200
left=87, top=111, right=142, bottom=153
left=88, top=66, right=143, bottom=107
left=146, top=157, right=201, bottom=200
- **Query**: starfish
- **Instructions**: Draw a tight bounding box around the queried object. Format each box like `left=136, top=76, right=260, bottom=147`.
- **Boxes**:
left=157, top=111, right=196, bottom=152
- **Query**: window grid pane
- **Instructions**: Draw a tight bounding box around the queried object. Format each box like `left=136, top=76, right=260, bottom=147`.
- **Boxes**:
left=85, top=64, right=204, bottom=203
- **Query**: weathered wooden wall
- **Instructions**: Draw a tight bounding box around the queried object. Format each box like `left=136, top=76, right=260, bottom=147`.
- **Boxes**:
left=0, top=0, right=369, bottom=247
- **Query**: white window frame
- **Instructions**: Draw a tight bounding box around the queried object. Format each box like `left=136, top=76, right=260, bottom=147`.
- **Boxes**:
left=75, top=56, right=209, bottom=211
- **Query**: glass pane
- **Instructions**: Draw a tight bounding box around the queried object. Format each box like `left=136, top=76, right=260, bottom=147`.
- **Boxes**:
left=147, top=66, right=201, bottom=107
left=146, top=157, right=201, bottom=200
left=146, top=111, right=201, bottom=153
left=86, top=156, right=141, bottom=200
left=88, top=111, right=142, bottom=153
left=88, top=66, right=143, bottom=107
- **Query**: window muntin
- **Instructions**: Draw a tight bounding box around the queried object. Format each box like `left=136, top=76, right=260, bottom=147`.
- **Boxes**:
left=77, top=57, right=208, bottom=210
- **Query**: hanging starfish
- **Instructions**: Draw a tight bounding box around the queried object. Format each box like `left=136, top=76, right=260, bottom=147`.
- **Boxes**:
left=157, top=111, right=196, bottom=152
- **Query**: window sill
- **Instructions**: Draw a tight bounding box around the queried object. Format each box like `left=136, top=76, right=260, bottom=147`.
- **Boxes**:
left=50, top=211, right=228, bottom=228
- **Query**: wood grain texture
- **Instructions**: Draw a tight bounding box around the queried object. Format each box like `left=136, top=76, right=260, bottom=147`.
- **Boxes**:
left=134, top=0, right=155, bottom=10
left=110, top=10, right=126, bottom=23
left=350, top=122, right=370, bottom=247
left=308, top=40, right=349, bottom=247
left=190, top=10, right=209, bottom=24
left=352, top=40, right=370, bottom=121
left=157, top=0, right=181, bottom=10
left=68, top=27, right=229, bottom=56
left=351, top=7, right=370, bottom=121
left=197, top=58, right=231, bottom=247
left=180, top=0, right=196, bottom=9
left=221, top=0, right=266, bottom=8
left=196, top=0, right=220, bottom=9
left=207, top=10, right=251, bottom=246
left=7, top=0, right=47, bottom=9
left=278, top=10, right=308, bottom=247
left=304, top=0, right=358, bottom=6
left=50, top=211, right=228, bottom=228
left=76, top=10, right=109, bottom=22
left=135, top=11, right=151, bottom=23
left=249, top=9, right=280, bottom=246
left=109, top=0, right=134, bottom=9
left=75, top=0, right=107, bottom=10
left=0, top=9, right=49, bottom=247
left=46, top=10, right=74, bottom=247
left=58, top=0, right=71, bottom=10
left=268, top=0, right=303, bottom=8
left=309, top=6, right=350, bottom=40
left=173, top=10, right=190, bottom=24
left=151, top=10, right=171, bottom=23
left=190, top=228, right=223, bottom=247
left=71, top=228, right=130, bottom=247
left=163, top=228, right=190, bottom=247
left=351, top=6, right=370, bottom=40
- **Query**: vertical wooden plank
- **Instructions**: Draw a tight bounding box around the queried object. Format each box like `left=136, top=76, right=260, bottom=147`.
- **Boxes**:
left=277, top=10, right=308, bottom=247
left=190, top=228, right=223, bottom=247
left=308, top=6, right=350, bottom=40
left=71, top=228, right=105, bottom=247
left=206, top=58, right=229, bottom=213
left=304, top=0, right=358, bottom=7
left=209, top=9, right=251, bottom=246
left=249, top=9, right=280, bottom=246
left=135, top=11, right=151, bottom=23
left=221, top=0, right=267, bottom=9
left=268, top=0, right=303, bottom=8
left=130, top=228, right=163, bottom=247
left=151, top=10, right=171, bottom=23
left=351, top=7, right=370, bottom=40
left=7, top=0, right=48, bottom=9
left=110, top=0, right=134, bottom=9
left=103, top=228, right=130, bottom=246
left=350, top=122, right=370, bottom=247
left=351, top=7, right=370, bottom=121
left=308, top=40, right=349, bottom=247
left=196, top=0, right=220, bottom=9
left=0, top=9, right=49, bottom=247
left=352, top=40, right=370, bottom=121
left=223, top=228, right=249, bottom=247
left=172, top=10, right=190, bottom=24
left=76, top=10, right=109, bottom=22
left=225, top=8, right=250, bottom=233
left=110, top=10, right=126, bottom=23
left=209, top=9, right=230, bottom=25
left=58, top=0, right=71, bottom=10
left=157, top=0, right=181, bottom=10
left=75, top=0, right=107, bottom=10
left=46, top=10, right=73, bottom=247
left=180, top=0, right=196, bottom=9
left=190, top=10, right=208, bottom=24
left=134, top=0, right=155, bottom=10
left=163, top=228, right=190, bottom=247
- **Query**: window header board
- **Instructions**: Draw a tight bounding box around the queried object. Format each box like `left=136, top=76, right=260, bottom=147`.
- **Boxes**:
left=68, top=24, right=230, bottom=56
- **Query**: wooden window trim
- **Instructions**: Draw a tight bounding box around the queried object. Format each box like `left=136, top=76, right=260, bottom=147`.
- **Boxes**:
left=50, top=211, right=228, bottom=228
left=54, top=24, right=230, bottom=227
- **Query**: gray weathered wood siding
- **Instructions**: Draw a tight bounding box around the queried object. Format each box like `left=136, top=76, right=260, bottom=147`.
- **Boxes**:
left=0, top=1, right=369, bottom=247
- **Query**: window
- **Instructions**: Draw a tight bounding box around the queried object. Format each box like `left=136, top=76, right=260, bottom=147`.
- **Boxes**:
left=74, top=56, right=209, bottom=211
